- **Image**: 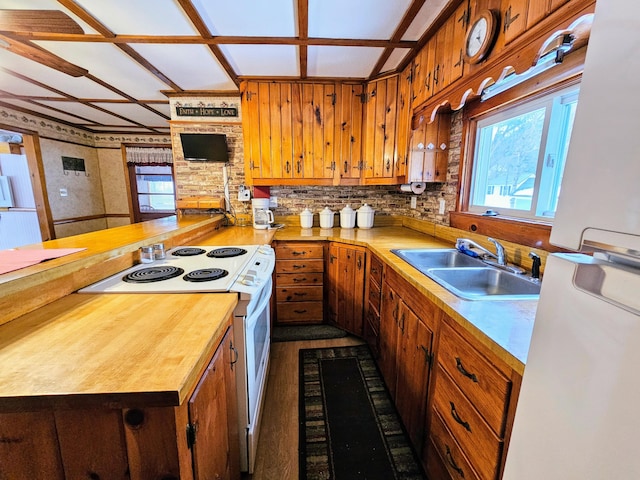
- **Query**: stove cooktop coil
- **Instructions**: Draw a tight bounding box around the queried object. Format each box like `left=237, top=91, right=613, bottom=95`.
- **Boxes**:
left=207, top=247, right=248, bottom=258
left=122, top=266, right=185, bottom=283
left=171, top=247, right=207, bottom=257
left=183, top=268, right=229, bottom=283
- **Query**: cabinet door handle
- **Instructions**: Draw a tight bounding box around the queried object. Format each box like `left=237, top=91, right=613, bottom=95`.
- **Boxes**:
left=344, top=161, right=348, bottom=173
left=399, top=312, right=405, bottom=333
left=230, top=342, right=239, bottom=370
left=371, top=267, right=378, bottom=274
left=449, top=401, right=471, bottom=431
left=357, top=257, right=362, bottom=270
left=445, top=445, right=465, bottom=478
left=285, top=161, right=291, bottom=173
left=455, top=357, right=478, bottom=383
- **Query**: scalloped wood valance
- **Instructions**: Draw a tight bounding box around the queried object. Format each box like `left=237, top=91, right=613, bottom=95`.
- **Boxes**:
left=413, top=11, right=594, bottom=126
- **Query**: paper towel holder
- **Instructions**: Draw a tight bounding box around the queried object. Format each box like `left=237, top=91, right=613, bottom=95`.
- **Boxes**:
left=399, top=182, right=427, bottom=194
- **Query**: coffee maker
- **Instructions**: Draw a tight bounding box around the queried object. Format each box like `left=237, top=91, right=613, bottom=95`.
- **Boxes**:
left=252, top=198, right=274, bottom=229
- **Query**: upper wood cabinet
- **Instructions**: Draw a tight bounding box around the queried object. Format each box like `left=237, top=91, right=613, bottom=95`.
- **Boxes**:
left=242, top=81, right=342, bottom=186
left=502, top=0, right=530, bottom=44
left=362, top=74, right=410, bottom=185
left=242, top=77, right=409, bottom=186
left=408, top=112, right=451, bottom=183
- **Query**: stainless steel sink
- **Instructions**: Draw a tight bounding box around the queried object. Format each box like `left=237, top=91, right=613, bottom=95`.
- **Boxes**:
left=392, top=248, right=540, bottom=301
left=425, top=267, right=541, bottom=300
left=392, top=248, right=485, bottom=269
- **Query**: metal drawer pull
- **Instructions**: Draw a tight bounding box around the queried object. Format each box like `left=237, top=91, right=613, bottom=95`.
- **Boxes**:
left=455, top=357, right=478, bottom=383
left=293, top=277, right=307, bottom=283
left=291, top=251, right=306, bottom=256
left=445, top=445, right=465, bottom=478
left=292, top=264, right=304, bottom=269
left=294, top=292, right=307, bottom=296
left=294, top=309, right=308, bottom=314
left=449, top=401, right=471, bottom=431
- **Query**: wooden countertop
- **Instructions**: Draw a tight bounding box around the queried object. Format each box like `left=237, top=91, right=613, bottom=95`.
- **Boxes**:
left=0, top=292, right=237, bottom=412
left=0, top=214, right=224, bottom=326
left=272, top=225, right=535, bottom=374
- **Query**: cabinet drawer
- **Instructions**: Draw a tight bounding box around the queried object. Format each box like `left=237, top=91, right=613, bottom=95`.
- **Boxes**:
left=433, top=365, right=502, bottom=480
left=369, top=255, right=383, bottom=287
left=276, top=259, right=324, bottom=274
left=276, top=301, right=323, bottom=322
left=275, top=272, right=323, bottom=286
left=276, top=286, right=323, bottom=303
left=368, top=279, right=381, bottom=314
left=427, top=411, right=481, bottom=480
left=275, top=243, right=324, bottom=259
left=438, top=322, right=511, bottom=435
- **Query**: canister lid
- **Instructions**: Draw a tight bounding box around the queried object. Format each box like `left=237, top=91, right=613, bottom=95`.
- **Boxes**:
left=357, top=203, right=374, bottom=212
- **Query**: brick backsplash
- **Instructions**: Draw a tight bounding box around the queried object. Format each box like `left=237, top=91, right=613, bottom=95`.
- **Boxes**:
left=172, top=109, right=462, bottom=227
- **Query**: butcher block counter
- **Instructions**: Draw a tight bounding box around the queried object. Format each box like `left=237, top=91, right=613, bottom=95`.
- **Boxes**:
left=0, top=214, right=224, bottom=326
left=0, top=292, right=237, bottom=411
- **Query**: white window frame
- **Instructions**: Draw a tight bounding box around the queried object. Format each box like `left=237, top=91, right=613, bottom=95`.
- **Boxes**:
left=467, top=84, right=580, bottom=221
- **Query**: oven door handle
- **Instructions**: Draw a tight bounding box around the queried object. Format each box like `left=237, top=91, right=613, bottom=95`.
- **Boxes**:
left=245, top=277, right=273, bottom=329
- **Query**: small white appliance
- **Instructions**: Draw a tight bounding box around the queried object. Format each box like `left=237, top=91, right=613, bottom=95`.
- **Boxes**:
left=251, top=198, right=274, bottom=230
left=79, top=244, right=275, bottom=474
left=503, top=1, right=640, bottom=478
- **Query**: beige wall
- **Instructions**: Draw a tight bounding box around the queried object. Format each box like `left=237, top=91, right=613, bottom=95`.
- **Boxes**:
left=97, top=147, right=131, bottom=228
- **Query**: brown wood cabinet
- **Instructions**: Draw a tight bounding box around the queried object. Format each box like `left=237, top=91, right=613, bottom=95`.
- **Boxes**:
left=0, top=324, right=239, bottom=480
left=378, top=267, right=437, bottom=453
left=363, top=253, right=384, bottom=357
left=424, top=317, right=521, bottom=480
left=502, top=0, right=530, bottom=45
left=274, top=241, right=324, bottom=324
left=408, top=112, right=451, bottom=183
left=326, top=242, right=367, bottom=336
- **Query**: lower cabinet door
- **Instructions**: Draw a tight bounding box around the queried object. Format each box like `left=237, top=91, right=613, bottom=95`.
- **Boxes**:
left=427, top=411, right=481, bottom=480
left=276, top=301, right=323, bottom=323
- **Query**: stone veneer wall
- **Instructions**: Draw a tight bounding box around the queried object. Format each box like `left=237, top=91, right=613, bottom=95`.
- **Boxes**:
left=268, top=110, right=462, bottom=226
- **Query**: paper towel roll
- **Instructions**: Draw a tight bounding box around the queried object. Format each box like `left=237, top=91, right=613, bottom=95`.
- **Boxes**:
left=400, top=182, right=427, bottom=194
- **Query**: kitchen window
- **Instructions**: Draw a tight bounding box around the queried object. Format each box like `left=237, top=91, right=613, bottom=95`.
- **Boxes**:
left=467, top=85, right=579, bottom=221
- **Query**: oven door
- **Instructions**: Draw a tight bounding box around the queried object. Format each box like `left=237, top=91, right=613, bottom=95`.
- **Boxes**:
left=234, top=275, right=272, bottom=473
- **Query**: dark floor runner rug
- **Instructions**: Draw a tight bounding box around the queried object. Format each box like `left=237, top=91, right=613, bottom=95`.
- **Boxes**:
left=272, top=325, right=348, bottom=342
left=299, top=345, right=426, bottom=480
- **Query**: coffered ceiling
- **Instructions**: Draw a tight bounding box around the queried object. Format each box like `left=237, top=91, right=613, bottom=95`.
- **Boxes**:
left=0, top=0, right=457, bottom=135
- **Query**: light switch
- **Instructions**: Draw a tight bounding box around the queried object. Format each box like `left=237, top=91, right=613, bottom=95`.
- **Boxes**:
left=60, top=188, right=68, bottom=197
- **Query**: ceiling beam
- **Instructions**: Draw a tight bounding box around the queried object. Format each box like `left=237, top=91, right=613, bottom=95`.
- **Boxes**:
left=56, top=0, right=183, bottom=91
left=369, top=0, right=426, bottom=77
left=19, top=33, right=417, bottom=49
left=175, top=0, right=240, bottom=87
left=0, top=9, right=83, bottom=34
left=298, top=0, right=309, bottom=79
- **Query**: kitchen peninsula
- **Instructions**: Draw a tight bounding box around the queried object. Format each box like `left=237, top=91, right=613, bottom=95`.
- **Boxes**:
left=1, top=215, right=539, bottom=479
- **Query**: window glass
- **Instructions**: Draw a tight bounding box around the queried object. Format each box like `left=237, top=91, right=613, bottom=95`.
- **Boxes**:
left=134, top=165, right=175, bottom=211
left=468, top=85, right=579, bottom=220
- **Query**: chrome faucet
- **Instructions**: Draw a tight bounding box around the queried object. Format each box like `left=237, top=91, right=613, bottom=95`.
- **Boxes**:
left=487, top=237, right=506, bottom=266
left=456, top=237, right=525, bottom=274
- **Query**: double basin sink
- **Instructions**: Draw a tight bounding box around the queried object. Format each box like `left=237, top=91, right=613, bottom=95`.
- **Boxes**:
left=392, top=248, right=541, bottom=301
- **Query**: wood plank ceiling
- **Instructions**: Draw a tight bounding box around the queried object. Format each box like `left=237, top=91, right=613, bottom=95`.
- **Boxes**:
left=0, top=0, right=458, bottom=135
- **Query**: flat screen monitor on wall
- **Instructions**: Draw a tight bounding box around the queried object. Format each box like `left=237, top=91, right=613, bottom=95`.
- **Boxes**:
left=180, top=133, right=229, bottom=162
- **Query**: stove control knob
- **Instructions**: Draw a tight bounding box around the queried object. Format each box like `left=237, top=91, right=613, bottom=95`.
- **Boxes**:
left=242, top=275, right=256, bottom=286
left=247, top=269, right=258, bottom=277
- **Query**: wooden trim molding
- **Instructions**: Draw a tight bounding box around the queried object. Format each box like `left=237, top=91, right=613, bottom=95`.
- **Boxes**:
left=449, top=212, right=569, bottom=253
left=53, top=213, right=130, bottom=225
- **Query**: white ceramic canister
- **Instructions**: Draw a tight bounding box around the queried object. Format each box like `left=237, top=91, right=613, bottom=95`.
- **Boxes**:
left=340, top=204, right=356, bottom=229
left=319, top=206, right=335, bottom=229
left=357, top=203, right=375, bottom=229
left=300, top=208, right=314, bottom=228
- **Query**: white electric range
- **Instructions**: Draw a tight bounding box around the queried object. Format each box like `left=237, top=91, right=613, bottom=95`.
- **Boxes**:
left=79, top=244, right=275, bottom=473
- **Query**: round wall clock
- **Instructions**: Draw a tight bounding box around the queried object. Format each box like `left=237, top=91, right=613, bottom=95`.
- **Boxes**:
left=464, top=9, right=499, bottom=65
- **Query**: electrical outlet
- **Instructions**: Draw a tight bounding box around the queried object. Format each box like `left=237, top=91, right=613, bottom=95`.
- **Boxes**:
left=238, top=186, right=250, bottom=201
left=410, top=196, right=417, bottom=209
left=60, top=188, right=68, bottom=197
left=269, top=196, right=278, bottom=208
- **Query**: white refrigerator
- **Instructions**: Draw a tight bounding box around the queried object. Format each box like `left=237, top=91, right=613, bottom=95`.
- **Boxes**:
left=503, top=0, right=640, bottom=478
